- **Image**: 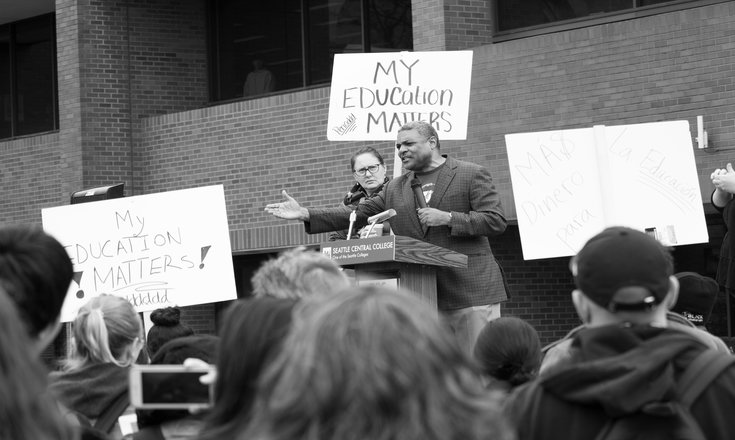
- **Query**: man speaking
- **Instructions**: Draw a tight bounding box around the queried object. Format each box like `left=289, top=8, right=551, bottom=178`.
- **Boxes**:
left=265, top=121, right=509, bottom=351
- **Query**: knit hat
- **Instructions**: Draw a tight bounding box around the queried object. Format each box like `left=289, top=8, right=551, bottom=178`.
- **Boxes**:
left=672, top=272, right=719, bottom=325
left=572, top=227, right=673, bottom=312
left=146, top=307, right=194, bottom=356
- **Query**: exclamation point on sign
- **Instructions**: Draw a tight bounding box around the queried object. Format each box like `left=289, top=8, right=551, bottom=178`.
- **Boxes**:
left=199, top=245, right=211, bottom=269
left=73, top=271, right=85, bottom=298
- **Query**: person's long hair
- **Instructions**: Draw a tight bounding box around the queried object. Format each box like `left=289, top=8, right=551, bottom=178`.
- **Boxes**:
left=63, top=294, right=142, bottom=371
left=242, top=286, right=513, bottom=440
left=0, top=287, right=77, bottom=440
left=198, top=297, right=296, bottom=440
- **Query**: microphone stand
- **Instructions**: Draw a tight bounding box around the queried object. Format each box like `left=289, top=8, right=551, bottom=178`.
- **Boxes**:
left=346, top=210, right=357, bottom=240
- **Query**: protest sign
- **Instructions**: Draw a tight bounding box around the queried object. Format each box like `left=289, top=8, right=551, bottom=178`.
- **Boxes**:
left=505, top=120, right=708, bottom=260
left=327, top=51, right=473, bottom=141
left=42, top=185, right=237, bottom=322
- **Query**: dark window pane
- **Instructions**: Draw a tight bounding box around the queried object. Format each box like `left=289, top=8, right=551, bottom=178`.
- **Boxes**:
left=14, top=15, right=55, bottom=136
left=307, top=0, right=361, bottom=86
left=497, top=0, right=681, bottom=32
left=0, top=27, right=11, bottom=139
left=209, top=0, right=411, bottom=100
left=368, top=0, right=412, bottom=52
left=212, top=1, right=303, bottom=101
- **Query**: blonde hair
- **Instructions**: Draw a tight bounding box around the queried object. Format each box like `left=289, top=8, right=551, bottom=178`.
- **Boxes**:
left=65, top=294, right=142, bottom=370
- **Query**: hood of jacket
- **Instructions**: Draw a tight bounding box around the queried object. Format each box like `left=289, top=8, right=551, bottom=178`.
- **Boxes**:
left=49, top=362, right=129, bottom=419
left=541, top=324, right=706, bottom=418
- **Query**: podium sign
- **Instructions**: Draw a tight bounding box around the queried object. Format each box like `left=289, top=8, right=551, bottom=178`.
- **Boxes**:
left=320, top=236, right=396, bottom=265
left=320, top=235, right=468, bottom=309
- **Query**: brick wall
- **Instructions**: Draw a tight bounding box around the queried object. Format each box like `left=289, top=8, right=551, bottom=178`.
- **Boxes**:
left=0, top=133, right=65, bottom=226
left=76, top=0, right=208, bottom=193
left=444, top=0, right=494, bottom=49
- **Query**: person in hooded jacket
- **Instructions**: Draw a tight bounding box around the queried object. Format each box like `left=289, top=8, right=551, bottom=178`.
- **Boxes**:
left=505, top=227, right=735, bottom=440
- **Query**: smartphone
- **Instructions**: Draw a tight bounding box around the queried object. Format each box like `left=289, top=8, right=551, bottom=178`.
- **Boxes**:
left=129, top=364, right=215, bottom=410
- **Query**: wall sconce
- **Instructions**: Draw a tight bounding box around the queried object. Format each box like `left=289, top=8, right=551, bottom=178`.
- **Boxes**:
left=697, top=115, right=708, bottom=149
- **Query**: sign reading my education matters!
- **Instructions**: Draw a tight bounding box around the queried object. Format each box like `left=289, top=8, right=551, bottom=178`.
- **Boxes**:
left=42, top=185, right=237, bottom=322
left=505, top=120, right=709, bottom=260
left=327, top=51, right=473, bottom=141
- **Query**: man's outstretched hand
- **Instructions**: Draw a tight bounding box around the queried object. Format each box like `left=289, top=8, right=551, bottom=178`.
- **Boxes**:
left=265, top=190, right=310, bottom=221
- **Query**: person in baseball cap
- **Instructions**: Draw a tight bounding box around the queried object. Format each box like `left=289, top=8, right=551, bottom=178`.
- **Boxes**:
left=570, top=226, right=678, bottom=321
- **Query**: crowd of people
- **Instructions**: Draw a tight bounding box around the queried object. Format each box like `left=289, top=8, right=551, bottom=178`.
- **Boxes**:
left=3, top=122, right=735, bottom=439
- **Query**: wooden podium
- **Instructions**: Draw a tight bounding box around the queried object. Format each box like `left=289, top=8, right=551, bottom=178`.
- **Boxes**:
left=320, top=235, right=467, bottom=308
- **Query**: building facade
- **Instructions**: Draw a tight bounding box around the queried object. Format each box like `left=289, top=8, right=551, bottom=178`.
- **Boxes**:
left=3, top=0, right=734, bottom=355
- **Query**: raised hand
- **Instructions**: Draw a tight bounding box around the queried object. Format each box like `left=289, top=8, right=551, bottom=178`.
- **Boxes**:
left=265, top=190, right=310, bottom=221
left=712, top=163, right=735, bottom=194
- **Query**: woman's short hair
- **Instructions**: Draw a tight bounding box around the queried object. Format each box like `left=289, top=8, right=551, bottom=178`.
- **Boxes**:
left=65, top=294, right=142, bottom=370
left=198, top=297, right=296, bottom=440
left=0, top=287, right=76, bottom=440
left=349, top=146, right=385, bottom=172
left=146, top=306, right=194, bottom=357
left=244, top=286, right=512, bottom=440
left=474, top=316, right=542, bottom=388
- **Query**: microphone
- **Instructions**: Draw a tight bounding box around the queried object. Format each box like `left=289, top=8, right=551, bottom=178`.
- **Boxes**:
left=346, top=210, right=357, bottom=240
left=365, top=209, right=397, bottom=238
left=411, top=178, right=428, bottom=209
left=367, top=208, right=397, bottom=224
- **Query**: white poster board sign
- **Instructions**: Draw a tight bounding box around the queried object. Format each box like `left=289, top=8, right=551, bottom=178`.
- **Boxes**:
left=42, top=185, right=237, bottom=322
left=327, top=51, right=473, bottom=141
left=505, top=120, right=708, bottom=260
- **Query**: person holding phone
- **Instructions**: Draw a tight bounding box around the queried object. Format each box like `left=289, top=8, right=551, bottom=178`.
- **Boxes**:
left=132, top=334, right=218, bottom=440
left=49, top=294, right=144, bottom=439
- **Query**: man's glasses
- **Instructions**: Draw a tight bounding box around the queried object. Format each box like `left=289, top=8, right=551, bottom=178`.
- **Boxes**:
left=354, top=164, right=381, bottom=177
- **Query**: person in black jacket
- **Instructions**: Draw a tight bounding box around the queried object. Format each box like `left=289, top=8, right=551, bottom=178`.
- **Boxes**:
left=329, top=146, right=389, bottom=241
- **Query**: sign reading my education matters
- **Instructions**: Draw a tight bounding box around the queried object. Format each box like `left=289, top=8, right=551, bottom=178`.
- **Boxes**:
left=327, top=51, right=473, bottom=141
left=505, top=120, right=709, bottom=260
left=42, top=185, right=237, bottom=322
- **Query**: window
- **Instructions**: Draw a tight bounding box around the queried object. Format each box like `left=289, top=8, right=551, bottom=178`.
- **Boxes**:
left=0, top=14, right=58, bottom=140
left=208, top=0, right=412, bottom=102
left=496, top=0, right=695, bottom=33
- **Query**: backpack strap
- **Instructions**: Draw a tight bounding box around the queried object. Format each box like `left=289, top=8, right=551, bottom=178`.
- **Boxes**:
left=94, top=390, right=130, bottom=433
left=677, top=349, right=735, bottom=408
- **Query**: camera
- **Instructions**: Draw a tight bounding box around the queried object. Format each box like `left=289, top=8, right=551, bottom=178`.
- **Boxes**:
left=129, top=364, right=215, bottom=410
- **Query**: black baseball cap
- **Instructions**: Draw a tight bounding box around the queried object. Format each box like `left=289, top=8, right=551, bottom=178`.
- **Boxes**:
left=572, top=227, right=673, bottom=312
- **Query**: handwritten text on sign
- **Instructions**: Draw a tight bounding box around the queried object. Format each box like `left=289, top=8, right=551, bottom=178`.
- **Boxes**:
left=327, top=51, right=473, bottom=141
left=42, top=185, right=237, bottom=322
left=505, top=121, right=708, bottom=260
